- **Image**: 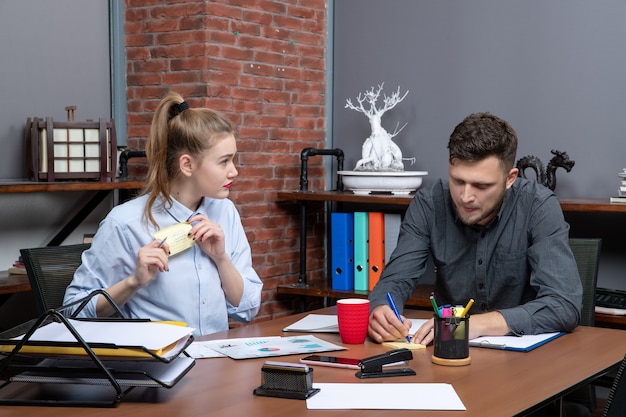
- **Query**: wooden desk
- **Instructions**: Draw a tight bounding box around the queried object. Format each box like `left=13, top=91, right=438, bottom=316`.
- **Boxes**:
left=2, top=307, right=626, bottom=416
left=0, top=273, right=30, bottom=295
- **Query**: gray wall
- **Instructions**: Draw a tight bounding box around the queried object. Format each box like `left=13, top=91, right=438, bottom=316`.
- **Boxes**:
left=333, top=0, right=626, bottom=199
left=0, top=0, right=111, bottom=179
left=332, top=0, right=626, bottom=290
left=0, top=0, right=113, bottom=270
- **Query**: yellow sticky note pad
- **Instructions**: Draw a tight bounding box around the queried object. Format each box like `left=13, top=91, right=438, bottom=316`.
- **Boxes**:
left=154, top=222, right=196, bottom=256
left=383, top=341, right=426, bottom=350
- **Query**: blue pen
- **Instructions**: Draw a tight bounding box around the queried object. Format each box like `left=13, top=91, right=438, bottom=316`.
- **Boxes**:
left=386, top=292, right=411, bottom=343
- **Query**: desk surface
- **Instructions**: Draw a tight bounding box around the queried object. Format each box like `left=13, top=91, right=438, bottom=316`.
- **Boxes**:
left=0, top=273, right=30, bottom=295
left=2, top=307, right=626, bottom=416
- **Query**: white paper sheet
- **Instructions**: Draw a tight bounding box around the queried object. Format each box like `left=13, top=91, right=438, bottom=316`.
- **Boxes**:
left=283, top=314, right=428, bottom=335
left=185, top=341, right=226, bottom=358
left=14, top=320, right=194, bottom=351
left=306, top=383, right=466, bottom=410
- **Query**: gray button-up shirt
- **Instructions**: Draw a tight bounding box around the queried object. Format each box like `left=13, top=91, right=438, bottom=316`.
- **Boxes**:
left=369, top=177, right=582, bottom=335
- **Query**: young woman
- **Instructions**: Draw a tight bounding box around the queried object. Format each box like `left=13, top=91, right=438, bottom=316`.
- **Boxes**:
left=63, top=92, right=262, bottom=336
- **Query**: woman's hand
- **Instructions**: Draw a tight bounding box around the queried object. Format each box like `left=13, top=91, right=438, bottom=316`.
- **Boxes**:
left=130, top=239, right=170, bottom=288
left=188, top=213, right=226, bottom=261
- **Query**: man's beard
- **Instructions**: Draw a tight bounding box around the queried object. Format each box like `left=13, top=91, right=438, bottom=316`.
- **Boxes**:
left=455, top=199, right=503, bottom=227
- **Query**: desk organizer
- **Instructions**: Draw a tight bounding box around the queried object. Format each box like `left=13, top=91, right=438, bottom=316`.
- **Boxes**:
left=253, top=361, right=319, bottom=400
left=432, top=315, right=471, bottom=366
left=0, top=290, right=194, bottom=407
left=25, top=106, right=117, bottom=182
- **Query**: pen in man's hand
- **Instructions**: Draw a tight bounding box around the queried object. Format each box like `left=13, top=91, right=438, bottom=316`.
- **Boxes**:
left=386, top=292, right=411, bottom=343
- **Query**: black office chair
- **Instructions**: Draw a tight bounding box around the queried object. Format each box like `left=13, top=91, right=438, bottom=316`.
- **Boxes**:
left=555, top=238, right=603, bottom=416
left=569, top=238, right=602, bottom=327
left=20, top=243, right=90, bottom=315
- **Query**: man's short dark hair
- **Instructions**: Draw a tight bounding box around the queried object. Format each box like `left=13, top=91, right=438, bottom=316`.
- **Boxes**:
left=448, top=112, right=518, bottom=170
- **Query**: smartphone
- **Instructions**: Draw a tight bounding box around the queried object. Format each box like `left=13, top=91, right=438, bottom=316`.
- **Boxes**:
left=299, top=355, right=361, bottom=369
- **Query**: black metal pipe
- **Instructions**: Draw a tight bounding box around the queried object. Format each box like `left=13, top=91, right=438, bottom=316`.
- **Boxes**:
left=299, top=147, right=344, bottom=191
left=297, top=148, right=345, bottom=285
left=118, top=149, right=146, bottom=178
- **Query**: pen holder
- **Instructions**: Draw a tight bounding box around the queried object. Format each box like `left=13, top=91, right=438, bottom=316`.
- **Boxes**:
left=431, top=315, right=471, bottom=366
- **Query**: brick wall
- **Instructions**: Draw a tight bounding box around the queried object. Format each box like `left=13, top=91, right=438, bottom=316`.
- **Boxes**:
left=124, top=0, right=328, bottom=323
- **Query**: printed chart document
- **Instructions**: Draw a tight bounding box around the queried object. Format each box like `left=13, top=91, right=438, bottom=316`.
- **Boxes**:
left=306, top=383, right=466, bottom=410
left=203, top=335, right=345, bottom=360
left=469, top=332, right=565, bottom=352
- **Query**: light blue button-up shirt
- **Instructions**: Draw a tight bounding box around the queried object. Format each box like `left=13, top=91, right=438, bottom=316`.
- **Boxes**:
left=63, top=194, right=263, bottom=336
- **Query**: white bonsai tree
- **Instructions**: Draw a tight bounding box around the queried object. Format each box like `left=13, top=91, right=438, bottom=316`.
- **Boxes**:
left=345, top=83, right=413, bottom=172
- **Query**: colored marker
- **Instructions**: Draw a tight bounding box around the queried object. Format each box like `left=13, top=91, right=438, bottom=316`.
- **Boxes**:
left=460, top=298, right=474, bottom=318
left=386, top=292, right=411, bottom=343
left=430, top=294, right=441, bottom=318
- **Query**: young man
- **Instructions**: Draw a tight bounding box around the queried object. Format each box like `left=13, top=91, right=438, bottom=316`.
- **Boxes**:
left=368, top=112, right=582, bottom=346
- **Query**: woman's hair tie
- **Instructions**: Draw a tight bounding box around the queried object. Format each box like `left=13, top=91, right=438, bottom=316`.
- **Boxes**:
left=177, top=101, right=189, bottom=113
left=169, top=101, right=189, bottom=120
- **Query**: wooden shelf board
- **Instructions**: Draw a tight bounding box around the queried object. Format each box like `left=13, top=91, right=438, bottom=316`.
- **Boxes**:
left=277, top=191, right=626, bottom=213
left=277, top=282, right=434, bottom=310
left=0, top=179, right=144, bottom=193
left=276, top=190, right=414, bottom=206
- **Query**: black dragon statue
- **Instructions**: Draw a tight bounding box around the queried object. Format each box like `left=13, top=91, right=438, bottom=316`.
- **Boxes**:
left=516, top=150, right=575, bottom=191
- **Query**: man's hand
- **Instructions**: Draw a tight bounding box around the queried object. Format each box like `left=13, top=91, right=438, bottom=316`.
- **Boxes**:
left=368, top=305, right=412, bottom=343
left=411, top=311, right=510, bottom=345
left=411, top=318, right=435, bottom=345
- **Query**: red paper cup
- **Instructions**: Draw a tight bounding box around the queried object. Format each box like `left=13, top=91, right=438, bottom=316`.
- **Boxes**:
left=336, top=298, right=370, bottom=344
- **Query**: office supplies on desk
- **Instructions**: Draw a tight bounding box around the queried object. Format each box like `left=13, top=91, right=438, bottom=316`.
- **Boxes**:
left=430, top=294, right=441, bottom=317
left=0, top=294, right=196, bottom=407
left=1, top=319, right=194, bottom=360
left=356, top=348, right=416, bottom=378
left=306, top=382, right=466, bottom=410
left=336, top=298, right=370, bottom=344
left=283, top=314, right=340, bottom=332
left=432, top=315, right=471, bottom=366
left=469, top=331, right=565, bottom=352
left=460, top=298, right=474, bottom=317
left=10, top=356, right=195, bottom=388
left=253, top=361, right=319, bottom=400
left=185, top=341, right=226, bottom=358
left=382, top=341, right=426, bottom=350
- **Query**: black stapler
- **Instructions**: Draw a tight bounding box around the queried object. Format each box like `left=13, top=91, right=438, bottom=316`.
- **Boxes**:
left=356, top=348, right=417, bottom=379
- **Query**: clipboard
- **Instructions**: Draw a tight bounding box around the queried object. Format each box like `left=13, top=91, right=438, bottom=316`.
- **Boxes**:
left=469, top=332, right=565, bottom=352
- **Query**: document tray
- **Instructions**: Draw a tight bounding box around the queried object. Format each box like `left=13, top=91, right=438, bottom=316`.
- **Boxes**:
left=0, top=290, right=195, bottom=407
